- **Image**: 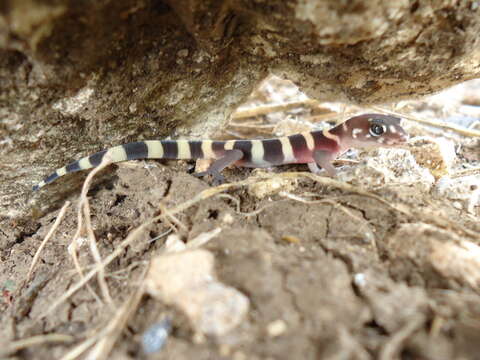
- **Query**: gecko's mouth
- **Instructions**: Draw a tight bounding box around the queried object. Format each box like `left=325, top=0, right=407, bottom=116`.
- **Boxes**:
left=385, top=134, right=409, bottom=146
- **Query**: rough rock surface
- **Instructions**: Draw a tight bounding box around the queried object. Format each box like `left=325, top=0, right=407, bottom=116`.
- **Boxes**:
left=1, top=80, right=480, bottom=359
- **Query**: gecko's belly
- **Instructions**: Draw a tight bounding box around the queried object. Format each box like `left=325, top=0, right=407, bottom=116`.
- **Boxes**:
left=237, top=155, right=312, bottom=168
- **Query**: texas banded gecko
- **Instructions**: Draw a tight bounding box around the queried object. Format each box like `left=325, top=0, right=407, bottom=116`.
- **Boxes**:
left=33, top=113, right=408, bottom=190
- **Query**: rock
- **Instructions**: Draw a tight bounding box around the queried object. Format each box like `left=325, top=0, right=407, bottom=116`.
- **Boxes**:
left=145, top=249, right=250, bottom=336
left=248, top=171, right=297, bottom=199
left=2, top=0, right=480, bottom=217
left=141, top=318, right=172, bottom=354
left=408, top=137, right=457, bottom=179
left=387, top=223, right=480, bottom=290
left=434, top=175, right=480, bottom=213
left=338, top=148, right=435, bottom=191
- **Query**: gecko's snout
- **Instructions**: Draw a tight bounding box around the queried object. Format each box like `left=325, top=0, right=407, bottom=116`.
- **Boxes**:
left=388, top=132, right=409, bottom=145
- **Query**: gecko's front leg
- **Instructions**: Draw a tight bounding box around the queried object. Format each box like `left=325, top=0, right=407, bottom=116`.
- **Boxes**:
left=308, top=149, right=337, bottom=176
left=193, top=149, right=244, bottom=183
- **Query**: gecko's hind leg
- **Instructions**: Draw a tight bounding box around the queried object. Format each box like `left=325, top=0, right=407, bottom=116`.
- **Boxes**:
left=193, top=149, right=243, bottom=184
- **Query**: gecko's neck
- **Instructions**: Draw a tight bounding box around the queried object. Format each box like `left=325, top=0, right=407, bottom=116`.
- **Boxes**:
left=310, top=123, right=347, bottom=154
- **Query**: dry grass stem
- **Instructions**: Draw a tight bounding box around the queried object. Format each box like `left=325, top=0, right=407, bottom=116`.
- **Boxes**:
left=186, top=227, right=222, bottom=249
left=83, top=265, right=149, bottom=360
left=59, top=327, right=109, bottom=360
left=216, top=193, right=287, bottom=217
left=232, top=99, right=320, bottom=119
left=229, top=122, right=276, bottom=129
left=58, top=267, right=148, bottom=360
left=148, top=228, right=173, bottom=243
left=41, top=156, right=113, bottom=316
left=158, top=202, right=187, bottom=232
left=83, top=199, right=113, bottom=304
left=224, top=129, right=250, bottom=139
left=451, top=166, right=480, bottom=178
left=65, top=261, right=147, bottom=280
left=80, top=154, right=114, bottom=304
left=379, top=314, right=426, bottom=360
left=333, top=158, right=360, bottom=165
left=27, top=201, right=71, bottom=281
left=371, top=106, right=480, bottom=137
left=68, top=237, right=101, bottom=305
left=69, top=154, right=114, bottom=305
left=106, top=261, right=148, bottom=279
left=1, top=334, right=74, bottom=357
left=38, top=214, right=157, bottom=320
left=307, top=111, right=352, bottom=123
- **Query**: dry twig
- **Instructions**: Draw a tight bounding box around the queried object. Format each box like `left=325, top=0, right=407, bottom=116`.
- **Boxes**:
left=216, top=193, right=288, bottom=217
left=371, top=106, right=480, bottom=137
left=158, top=202, right=188, bottom=232
left=69, top=154, right=115, bottom=305
left=379, top=314, right=426, bottom=360
left=229, top=122, right=275, bottom=129
left=0, top=334, right=74, bottom=357
left=451, top=166, right=480, bottom=178
left=27, top=201, right=71, bottom=281
left=83, top=265, right=148, bottom=360
left=232, top=99, right=320, bottom=119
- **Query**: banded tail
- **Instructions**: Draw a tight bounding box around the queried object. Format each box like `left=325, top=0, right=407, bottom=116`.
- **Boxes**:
left=32, top=140, right=208, bottom=191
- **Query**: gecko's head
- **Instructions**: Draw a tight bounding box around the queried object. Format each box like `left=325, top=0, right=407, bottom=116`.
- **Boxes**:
left=343, top=113, right=408, bottom=148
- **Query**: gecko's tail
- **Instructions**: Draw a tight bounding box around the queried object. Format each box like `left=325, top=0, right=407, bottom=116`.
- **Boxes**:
left=32, top=139, right=207, bottom=191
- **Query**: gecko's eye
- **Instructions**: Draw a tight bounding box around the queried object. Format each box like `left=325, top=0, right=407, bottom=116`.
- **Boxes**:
left=369, top=123, right=385, bottom=136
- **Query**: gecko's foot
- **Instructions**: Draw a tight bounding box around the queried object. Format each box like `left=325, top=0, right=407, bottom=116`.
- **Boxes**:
left=212, top=174, right=226, bottom=186
left=193, top=171, right=226, bottom=185
left=307, top=162, right=336, bottom=177
left=193, top=171, right=205, bottom=177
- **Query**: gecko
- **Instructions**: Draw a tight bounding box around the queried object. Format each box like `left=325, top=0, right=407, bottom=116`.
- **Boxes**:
left=33, top=113, right=408, bottom=191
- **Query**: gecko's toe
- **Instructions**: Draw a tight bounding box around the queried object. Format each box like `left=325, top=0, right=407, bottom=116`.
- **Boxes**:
left=192, top=171, right=207, bottom=178
left=211, top=174, right=226, bottom=186
left=192, top=171, right=225, bottom=185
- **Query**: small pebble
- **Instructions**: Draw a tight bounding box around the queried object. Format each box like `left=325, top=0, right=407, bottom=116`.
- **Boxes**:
left=146, top=249, right=249, bottom=336
left=452, top=201, right=463, bottom=210
left=267, top=319, right=287, bottom=337
left=177, top=49, right=189, bottom=57
left=142, top=318, right=171, bottom=354
left=222, top=213, right=234, bottom=224
left=353, top=273, right=367, bottom=287
left=435, top=175, right=480, bottom=213
left=281, top=235, right=301, bottom=244
left=192, top=332, right=206, bottom=344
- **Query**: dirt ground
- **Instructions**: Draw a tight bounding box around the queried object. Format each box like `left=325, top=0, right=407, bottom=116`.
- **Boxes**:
left=1, top=77, right=480, bottom=359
